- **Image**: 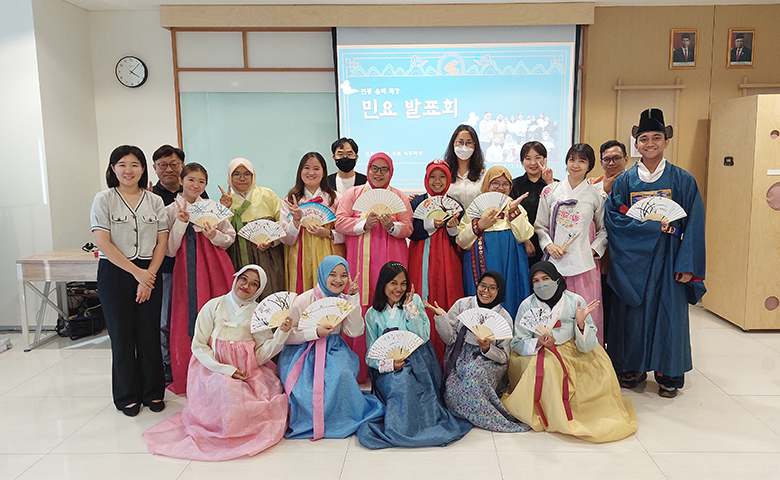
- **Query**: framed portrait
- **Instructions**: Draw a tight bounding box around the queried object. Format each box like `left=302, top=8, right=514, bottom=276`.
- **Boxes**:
left=670, top=29, right=698, bottom=70
left=727, top=28, right=755, bottom=68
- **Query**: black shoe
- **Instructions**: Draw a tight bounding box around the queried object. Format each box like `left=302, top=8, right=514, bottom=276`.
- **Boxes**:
left=148, top=400, right=165, bottom=413
left=122, top=403, right=141, bottom=417
left=658, top=385, right=678, bottom=398
left=618, top=372, right=647, bottom=389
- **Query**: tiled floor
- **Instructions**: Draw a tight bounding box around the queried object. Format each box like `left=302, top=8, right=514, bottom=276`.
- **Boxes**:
left=2, top=305, right=780, bottom=479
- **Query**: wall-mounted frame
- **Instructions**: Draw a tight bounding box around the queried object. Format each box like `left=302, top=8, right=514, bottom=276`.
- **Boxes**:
left=670, top=29, right=698, bottom=70
left=727, top=28, right=755, bottom=69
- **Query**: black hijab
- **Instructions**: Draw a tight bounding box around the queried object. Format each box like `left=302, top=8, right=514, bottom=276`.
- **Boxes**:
left=476, top=270, right=505, bottom=310
left=529, top=261, right=567, bottom=309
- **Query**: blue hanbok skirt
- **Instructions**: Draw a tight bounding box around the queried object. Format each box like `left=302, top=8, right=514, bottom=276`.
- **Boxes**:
left=278, top=334, right=385, bottom=439
left=356, top=342, right=472, bottom=449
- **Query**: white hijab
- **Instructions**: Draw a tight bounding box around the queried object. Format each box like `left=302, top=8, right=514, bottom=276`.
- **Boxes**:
left=229, top=264, right=268, bottom=315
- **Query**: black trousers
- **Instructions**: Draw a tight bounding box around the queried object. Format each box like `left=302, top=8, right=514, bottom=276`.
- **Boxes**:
left=97, top=259, right=165, bottom=409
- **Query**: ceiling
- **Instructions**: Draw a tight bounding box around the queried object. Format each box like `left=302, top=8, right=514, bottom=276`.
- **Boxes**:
left=64, top=0, right=780, bottom=11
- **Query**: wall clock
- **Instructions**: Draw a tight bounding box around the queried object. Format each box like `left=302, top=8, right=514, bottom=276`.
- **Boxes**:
left=115, top=56, right=148, bottom=88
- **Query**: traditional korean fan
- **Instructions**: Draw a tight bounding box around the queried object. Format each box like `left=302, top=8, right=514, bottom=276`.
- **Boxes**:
left=517, top=307, right=555, bottom=336
left=367, top=330, right=425, bottom=361
left=412, top=195, right=463, bottom=220
left=297, top=297, right=356, bottom=330
left=626, top=197, right=687, bottom=223
left=251, top=292, right=297, bottom=333
left=187, top=200, right=233, bottom=228
left=457, top=307, right=513, bottom=340
left=299, top=201, right=336, bottom=228
left=238, top=219, right=286, bottom=245
left=353, top=189, right=406, bottom=217
left=466, top=192, right=510, bottom=218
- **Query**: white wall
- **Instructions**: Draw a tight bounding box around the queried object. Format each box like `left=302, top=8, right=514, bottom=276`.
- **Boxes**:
left=89, top=9, right=178, bottom=186
left=0, top=0, right=54, bottom=326
left=32, top=0, right=101, bottom=250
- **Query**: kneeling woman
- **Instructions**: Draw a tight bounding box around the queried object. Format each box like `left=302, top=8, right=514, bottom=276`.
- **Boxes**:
left=144, top=266, right=291, bottom=461
left=501, top=262, right=637, bottom=443
left=278, top=255, right=384, bottom=440
left=357, top=262, right=472, bottom=449
left=425, top=271, right=530, bottom=433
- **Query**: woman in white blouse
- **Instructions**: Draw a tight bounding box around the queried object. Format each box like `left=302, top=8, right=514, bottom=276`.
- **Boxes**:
left=443, top=125, right=486, bottom=209
left=90, top=145, right=169, bottom=417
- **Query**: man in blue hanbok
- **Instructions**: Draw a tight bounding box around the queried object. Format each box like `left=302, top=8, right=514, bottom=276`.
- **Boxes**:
left=604, top=108, right=706, bottom=398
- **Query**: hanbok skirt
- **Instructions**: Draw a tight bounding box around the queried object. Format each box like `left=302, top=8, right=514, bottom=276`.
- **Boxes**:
left=564, top=267, right=604, bottom=345
left=502, top=340, right=637, bottom=443
left=143, top=339, right=288, bottom=461
left=444, top=343, right=530, bottom=433
left=284, top=224, right=339, bottom=294
left=463, top=229, right=530, bottom=319
left=356, top=342, right=472, bottom=449
left=277, top=334, right=385, bottom=439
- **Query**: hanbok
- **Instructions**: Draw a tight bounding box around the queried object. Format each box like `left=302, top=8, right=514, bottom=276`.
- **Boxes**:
left=356, top=294, right=472, bottom=449
left=535, top=179, right=607, bottom=343
left=334, top=154, right=413, bottom=382
left=435, top=296, right=529, bottom=432
left=144, top=270, right=289, bottom=460
left=277, top=272, right=384, bottom=439
left=225, top=158, right=286, bottom=299
left=279, top=188, right=343, bottom=293
left=503, top=290, right=637, bottom=443
left=166, top=194, right=236, bottom=395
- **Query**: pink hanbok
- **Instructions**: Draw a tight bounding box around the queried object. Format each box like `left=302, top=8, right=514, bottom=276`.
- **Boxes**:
left=144, top=266, right=290, bottom=461
left=334, top=153, right=413, bottom=382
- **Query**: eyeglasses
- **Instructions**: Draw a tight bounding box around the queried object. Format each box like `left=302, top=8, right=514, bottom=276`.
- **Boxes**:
left=477, top=283, right=498, bottom=293
left=454, top=140, right=475, bottom=148
left=335, top=154, right=357, bottom=160
left=601, top=155, right=623, bottom=165
left=490, top=180, right=511, bottom=189
left=237, top=274, right=261, bottom=290
left=231, top=172, right=253, bottom=180
left=369, top=166, right=390, bottom=175
left=155, top=161, right=181, bottom=171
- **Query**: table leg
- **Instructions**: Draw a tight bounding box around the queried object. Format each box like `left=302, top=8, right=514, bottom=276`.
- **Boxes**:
left=17, top=264, right=30, bottom=350
left=33, top=282, right=52, bottom=345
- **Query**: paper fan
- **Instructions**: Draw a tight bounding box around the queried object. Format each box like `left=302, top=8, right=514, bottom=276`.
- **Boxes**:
left=367, top=330, right=425, bottom=361
left=238, top=219, right=286, bottom=246
left=187, top=200, right=233, bottom=228
left=466, top=192, right=510, bottom=218
left=251, top=292, right=297, bottom=333
left=517, top=308, right=555, bottom=336
left=413, top=195, right=463, bottom=220
left=626, top=197, right=687, bottom=223
left=297, top=297, right=356, bottom=330
left=457, top=307, right=513, bottom=340
left=299, top=201, right=336, bottom=228
left=353, top=189, right=406, bottom=217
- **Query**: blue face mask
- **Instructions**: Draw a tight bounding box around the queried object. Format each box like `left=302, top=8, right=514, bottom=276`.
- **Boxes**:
left=533, top=280, right=558, bottom=300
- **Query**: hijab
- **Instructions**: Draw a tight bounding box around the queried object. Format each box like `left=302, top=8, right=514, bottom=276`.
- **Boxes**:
left=230, top=264, right=267, bottom=309
left=317, top=255, right=349, bottom=298
left=424, top=159, right=452, bottom=197
left=530, top=261, right=567, bottom=309
left=476, top=270, right=505, bottom=310
left=227, top=157, right=257, bottom=197
left=367, top=152, right=394, bottom=189
left=480, top=165, right=513, bottom=193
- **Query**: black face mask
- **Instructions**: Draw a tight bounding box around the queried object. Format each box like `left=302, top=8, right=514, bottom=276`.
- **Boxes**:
left=335, top=157, right=357, bottom=173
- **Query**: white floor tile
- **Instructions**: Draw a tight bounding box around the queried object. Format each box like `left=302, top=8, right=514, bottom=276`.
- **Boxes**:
left=341, top=449, right=501, bottom=480
left=0, top=454, right=43, bottom=480
left=691, top=328, right=779, bottom=359
left=492, top=428, right=645, bottom=452
left=652, top=452, right=780, bottom=479
left=498, top=451, right=666, bottom=480
left=178, top=451, right=344, bottom=479
left=733, top=395, right=780, bottom=436
left=15, top=453, right=189, bottom=480
left=695, top=355, right=780, bottom=396
left=2, top=356, right=112, bottom=398
left=752, top=332, right=780, bottom=354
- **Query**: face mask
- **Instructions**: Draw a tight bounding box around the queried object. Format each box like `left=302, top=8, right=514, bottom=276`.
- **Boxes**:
left=533, top=280, right=558, bottom=300
left=335, top=157, right=357, bottom=173
left=454, top=146, right=474, bottom=160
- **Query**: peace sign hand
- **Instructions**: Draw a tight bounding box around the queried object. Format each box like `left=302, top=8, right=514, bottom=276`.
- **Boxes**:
left=404, top=284, right=415, bottom=305
left=541, top=166, right=554, bottom=184
left=287, top=195, right=303, bottom=223
left=175, top=199, right=190, bottom=223
left=347, top=273, right=360, bottom=295
left=423, top=300, right=445, bottom=316
left=218, top=185, right=233, bottom=208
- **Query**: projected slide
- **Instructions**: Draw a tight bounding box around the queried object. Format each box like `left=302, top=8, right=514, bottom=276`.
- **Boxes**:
left=337, top=43, right=574, bottom=191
